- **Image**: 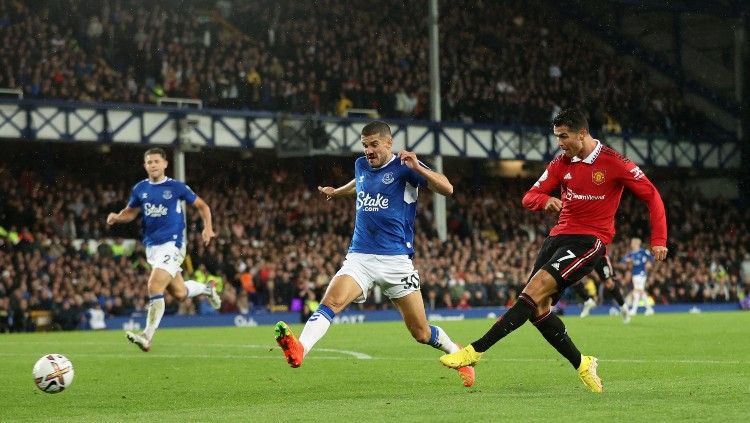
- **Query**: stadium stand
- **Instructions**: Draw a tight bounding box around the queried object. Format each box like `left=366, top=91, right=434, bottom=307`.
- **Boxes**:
left=0, top=0, right=728, bottom=141
left=0, top=0, right=744, bottom=332
left=1, top=144, right=747, bottom=332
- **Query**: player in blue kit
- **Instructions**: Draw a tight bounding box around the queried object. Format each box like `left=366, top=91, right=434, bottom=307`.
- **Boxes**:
left=622, top=237, right=655, bottom=316
left=274, top=121, right=476, bottom=387
left=107, top=148, right=221, bottom=352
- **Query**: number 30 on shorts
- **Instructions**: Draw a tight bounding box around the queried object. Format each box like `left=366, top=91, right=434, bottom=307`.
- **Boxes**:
left=401, top=273, right=420, bottom=290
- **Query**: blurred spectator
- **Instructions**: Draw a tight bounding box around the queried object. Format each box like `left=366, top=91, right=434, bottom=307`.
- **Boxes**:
left=0, top=143, right=747, bottom=335
left=0, top=0, right=727, bottom=142
left=52, top=300, right=80, bottom=331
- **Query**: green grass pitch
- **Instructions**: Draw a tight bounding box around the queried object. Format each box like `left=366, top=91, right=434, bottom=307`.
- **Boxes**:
left=1, top=311, right=748, bottom=422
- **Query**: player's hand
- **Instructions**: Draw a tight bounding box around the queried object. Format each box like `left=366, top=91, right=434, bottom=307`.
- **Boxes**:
left=106, top=212, right=119, bottom=226
left=398, top=150, right=419, bottom=170
left=544, top=197, right=562, bottom=212
left=318, top=186, right=336, bottom=200
left=652, top=246, right=668, bottom=261
left=201, top=227, right=216, bottom=246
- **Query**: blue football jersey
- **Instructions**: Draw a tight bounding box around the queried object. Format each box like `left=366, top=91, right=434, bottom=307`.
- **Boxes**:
left=621, top=248, right=653, bottom=277
left=126, top=178, right=197, bottom=248
left=349, top=155, right=428, bottom=256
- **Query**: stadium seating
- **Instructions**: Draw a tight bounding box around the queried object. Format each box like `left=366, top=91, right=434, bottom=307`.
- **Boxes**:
left=0, top=0, right=721, bottom=141
left=1, top=146, right=747, bottom=332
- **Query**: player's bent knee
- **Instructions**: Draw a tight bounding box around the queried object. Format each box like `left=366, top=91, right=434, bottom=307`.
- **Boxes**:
left=321, top=298, right=347, bottom=314
left=147, top=282, right=165, bottom=296
left=147, top=268, right=173, bottom=295
left=524, top=272, right=558, bottom=303
left=522, top=283, right=547, bottom=304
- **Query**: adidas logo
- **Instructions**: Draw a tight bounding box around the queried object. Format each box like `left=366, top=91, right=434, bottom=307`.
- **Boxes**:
left=564, top=173, right=572, bottom=180
left=551, top=263, right=560, bottom=270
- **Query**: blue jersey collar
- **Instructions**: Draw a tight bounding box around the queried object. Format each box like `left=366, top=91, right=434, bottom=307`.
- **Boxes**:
left=148, top=177, right=171, bottom=185
left=370, top=154, right=396, bottom=170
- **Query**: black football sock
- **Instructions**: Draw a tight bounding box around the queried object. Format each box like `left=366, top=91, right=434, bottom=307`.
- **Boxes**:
left=573, top=283, right=592, bottom=302
left=608, top=284, right=625, bottom=307
left=471, top=293, right=536, bottom=353
left=532, top=311, right=582, bottom=369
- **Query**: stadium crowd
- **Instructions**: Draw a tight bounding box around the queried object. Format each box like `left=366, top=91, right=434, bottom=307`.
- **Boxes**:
left=1, top=149, right=748, bottom=332
left=0, top=0, right=724, bottom=141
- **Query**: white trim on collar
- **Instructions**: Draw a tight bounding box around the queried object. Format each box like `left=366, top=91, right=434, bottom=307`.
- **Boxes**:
left=371, top=153, right=397, bottom=169
left=571, top=140, right=602, bottom=164
left=148, top=177, right=171, bottom=185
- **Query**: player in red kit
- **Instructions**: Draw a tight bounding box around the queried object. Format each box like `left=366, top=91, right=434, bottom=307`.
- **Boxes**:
left=441, top=108, right=668, bottom=393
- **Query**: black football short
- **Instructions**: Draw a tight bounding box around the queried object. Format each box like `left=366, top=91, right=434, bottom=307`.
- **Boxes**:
left=530, top=234, right=606, bottom=304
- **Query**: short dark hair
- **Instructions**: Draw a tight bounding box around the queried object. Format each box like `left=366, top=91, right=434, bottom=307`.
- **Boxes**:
left=361, top=120, right=392, bottom=138
left=552, top=108, right=589, bottom=131
left=144, top=147, right=167, bottom=160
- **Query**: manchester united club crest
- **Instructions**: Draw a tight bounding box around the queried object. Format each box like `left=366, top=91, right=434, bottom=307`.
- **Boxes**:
left=592, top=170, right=606, bottom=185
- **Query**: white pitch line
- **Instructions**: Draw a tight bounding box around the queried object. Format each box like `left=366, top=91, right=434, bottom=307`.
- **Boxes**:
left=0, top=342, right=373, bottom=360
left=0, top=350, right=742, bottom=365
left=1, top=341, right=373, bottom=360
left=0, top=352, right=345, bottom=360
left=315, top=348, right=372, bottom=359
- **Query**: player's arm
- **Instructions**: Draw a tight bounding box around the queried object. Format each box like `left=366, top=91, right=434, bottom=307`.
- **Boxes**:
left=522, top=160, right=562, bottom=212
left=621, top=164, right=668, bottom=260
left=397, top=150, right=453, bottom=196
left=318, top=179, right=356, bottom=200
left=106, top=206, right=140, bottom=225
left=191, top=197, right=215, bottom=246
left=620, top=254, right=633, bottom=270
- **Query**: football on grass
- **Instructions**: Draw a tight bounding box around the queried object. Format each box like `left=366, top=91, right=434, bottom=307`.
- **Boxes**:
left=33, top=354, right=74, bottom=393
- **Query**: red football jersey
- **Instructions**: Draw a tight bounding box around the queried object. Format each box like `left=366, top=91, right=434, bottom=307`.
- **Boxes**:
left=522, top=141, right=667, bottom=246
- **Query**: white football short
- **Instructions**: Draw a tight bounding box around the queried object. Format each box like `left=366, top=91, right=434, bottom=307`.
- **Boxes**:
left=146, top=241, right=186, bottom=278
left=335, top=253, right=420, bottom=303
left=632, top=274, right=648, bottom=291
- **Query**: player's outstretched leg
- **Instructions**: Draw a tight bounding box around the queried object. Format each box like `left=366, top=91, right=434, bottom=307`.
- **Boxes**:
left=454, top=344, right=476, bottom=388
left=125, top=331, right=151, bottom=352
left=580, top=297, right=596, bottom=318
left=577, top=355, right=603, bottom=393
left=184, top=279, right=222, bottom=309
left=126, top=293, right=164, bottom=352
left=441, top=293, right=537, bottom=369
left=572, top=283, right=596, bottom=318
left=605, top=281, right=630, bottom=323
left=620, top=307, right=632, bottom=324
left=439, top=344, right=483, bottom=369
left=532, top=310, right=602, bottom=393
left=274, top=321, right=304, bottom=368
left=421, top=325, right=475, bottom=387
left=630, top=291, right=642, bottom=316
left=392, top=292, right=476, bottom=388
left=205, top=280, right=221, bottom=309
left=644, top=292, right=655, bottom=316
